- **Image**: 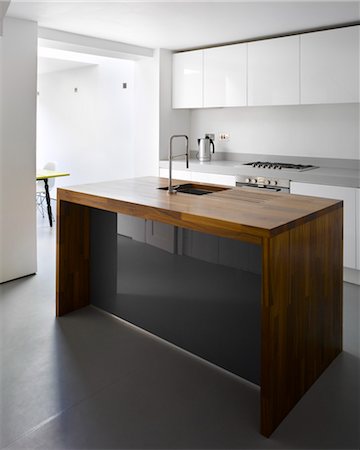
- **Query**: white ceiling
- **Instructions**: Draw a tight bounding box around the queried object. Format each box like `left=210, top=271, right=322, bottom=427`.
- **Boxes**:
left=7, top=1, right=360, bottom=51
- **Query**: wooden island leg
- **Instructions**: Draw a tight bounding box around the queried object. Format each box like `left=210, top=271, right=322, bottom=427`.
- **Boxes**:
left=56, top=201, right=118, bottom=316
left=56, top=200, right=91, bottom=316
left=260, top=206, right=343, bottom=437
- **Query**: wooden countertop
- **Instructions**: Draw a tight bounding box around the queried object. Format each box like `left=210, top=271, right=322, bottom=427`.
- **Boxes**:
left=57, top=176, right=342, bottom=241
left=57, top=175, right=343, bottom=436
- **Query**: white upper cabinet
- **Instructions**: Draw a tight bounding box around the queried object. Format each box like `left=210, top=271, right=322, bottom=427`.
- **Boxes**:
left=248, top=35, right=300, bottom=106
left=301, top=26, right=359, bottom=104
left=203, top=43, right=247, bottom=107
left=172, top=26, right=359, bottom=109
left=172, top=50, right=203, bottom=108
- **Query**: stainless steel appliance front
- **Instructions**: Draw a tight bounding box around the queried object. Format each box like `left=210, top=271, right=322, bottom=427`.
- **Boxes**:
left=236, top=175, right=290, bottom=192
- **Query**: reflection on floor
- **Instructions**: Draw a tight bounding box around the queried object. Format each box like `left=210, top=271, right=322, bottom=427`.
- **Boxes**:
left=0, top=214, right=359, bottom=449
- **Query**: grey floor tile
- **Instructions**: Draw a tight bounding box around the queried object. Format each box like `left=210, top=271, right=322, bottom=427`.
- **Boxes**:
left=1, top=212, right=359, bottom=449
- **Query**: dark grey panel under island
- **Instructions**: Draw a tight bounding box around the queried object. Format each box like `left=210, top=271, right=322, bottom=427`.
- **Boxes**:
left=90, top=209, right=262, bottom=385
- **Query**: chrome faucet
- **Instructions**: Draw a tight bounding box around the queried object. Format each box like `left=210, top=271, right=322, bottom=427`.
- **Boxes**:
left=168, top=135, right=189, bottom=194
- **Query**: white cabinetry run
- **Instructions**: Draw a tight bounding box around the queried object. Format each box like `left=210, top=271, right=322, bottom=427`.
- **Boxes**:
left=203, top=43, right=247, bottom=107
left=248, top=35, right=300, bottom=106
left=190, top=171, right=236, bottom=186
left=300, top=26, right=360, bottom=104
left=159, top=168, right=236, bottom=187
left=172, top=25, right=359, bottom=108
left=166, top=168, right=192, bottom=181
left=290, top=182, right=359, bottom=281
left=172, top=50, right=203, bottom=108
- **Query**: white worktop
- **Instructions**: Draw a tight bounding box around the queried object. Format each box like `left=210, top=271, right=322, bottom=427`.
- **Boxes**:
left=159, top=157, right=360, bottom=188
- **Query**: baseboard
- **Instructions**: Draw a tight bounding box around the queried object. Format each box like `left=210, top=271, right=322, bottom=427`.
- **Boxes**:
left=344, top=267, right=360, bottom=285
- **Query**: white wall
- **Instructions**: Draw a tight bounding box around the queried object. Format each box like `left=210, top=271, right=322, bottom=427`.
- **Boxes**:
left=132, top=56, right=158, bottom=177
left=0, top=30, right=3, bottom=279
left=0, top=17, right=38, bottom=283
left=0, top=2, right=10, bottom=35
left=37, top=57, right=136, bottom=188
left=131, top=49, right=191, bottom=176
left=190, top=104, right=360, bottom=160
left=158, top=49, right=190, bottom=161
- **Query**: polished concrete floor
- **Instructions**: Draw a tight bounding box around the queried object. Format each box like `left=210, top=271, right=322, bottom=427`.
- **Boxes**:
left=0, top=212, right=359, bottom=449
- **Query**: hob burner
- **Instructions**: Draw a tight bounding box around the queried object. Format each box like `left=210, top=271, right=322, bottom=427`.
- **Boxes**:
left=244, top=161, right=317, bottom=171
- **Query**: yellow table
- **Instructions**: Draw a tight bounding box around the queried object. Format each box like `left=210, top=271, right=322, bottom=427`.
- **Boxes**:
left=36, top=170, right=70, bottom=227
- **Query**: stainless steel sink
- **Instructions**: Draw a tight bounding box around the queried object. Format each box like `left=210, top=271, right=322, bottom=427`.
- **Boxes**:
left=158, top=183, right=229, bottom=196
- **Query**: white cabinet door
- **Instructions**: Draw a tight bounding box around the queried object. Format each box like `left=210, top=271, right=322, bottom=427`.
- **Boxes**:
left=356, top=189, right=360, bottom=269
left=290, top=182, right=357, bottom=269
left=172, top=169, right=192, bottom=181
left=160, top=168, right=235, bottom=186
left=301, top=26, right=360, bottom=104
left=172, top=50, right=203, bottom=108
left=191, top=172, right=236, bottom=186
left=248, top=35, right=300, bottom=106
left=203, top=43, right=247, bottom=107
left=159, top=168, right=192, bottom=181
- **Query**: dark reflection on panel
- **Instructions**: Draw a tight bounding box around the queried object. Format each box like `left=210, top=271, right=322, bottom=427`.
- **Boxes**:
left=91, top=210, right=262, bottom=385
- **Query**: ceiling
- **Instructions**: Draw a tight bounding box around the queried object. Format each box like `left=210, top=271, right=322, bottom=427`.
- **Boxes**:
left=7, top=1, right=360, bottom=51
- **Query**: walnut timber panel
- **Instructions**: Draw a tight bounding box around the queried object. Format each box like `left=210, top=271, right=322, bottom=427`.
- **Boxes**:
left=57, top=177, right=341, bottom=240
left=56, top=200, right=90, bottom=316
left=261, top=206, right=343, bottom=436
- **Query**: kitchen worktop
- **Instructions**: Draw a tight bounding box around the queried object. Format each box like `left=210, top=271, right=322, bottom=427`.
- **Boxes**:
left=159, top=157, right=360, bottom=188
left=57, top=176, right=343, bottom=438
left=59, top=176, right=341, bottom=239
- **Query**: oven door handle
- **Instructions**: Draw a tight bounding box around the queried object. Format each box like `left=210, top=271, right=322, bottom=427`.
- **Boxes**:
left=236, top=183, right=285, bottom=192
left=259, top=186, right=282, bottom=192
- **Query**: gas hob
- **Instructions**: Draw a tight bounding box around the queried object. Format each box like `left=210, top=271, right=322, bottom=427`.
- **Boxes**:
left=244, top=161, right=318, bottom=171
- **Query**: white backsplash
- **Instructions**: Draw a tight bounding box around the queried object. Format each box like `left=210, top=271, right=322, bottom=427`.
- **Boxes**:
left=190, top=103, right=360, bottom=160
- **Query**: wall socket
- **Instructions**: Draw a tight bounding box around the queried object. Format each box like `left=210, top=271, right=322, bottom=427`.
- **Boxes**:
left=219, top=133, right=230, bottom=142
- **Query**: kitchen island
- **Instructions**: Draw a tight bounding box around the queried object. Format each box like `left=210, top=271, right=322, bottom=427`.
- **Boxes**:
left=56, top=176, right=343, bottom=437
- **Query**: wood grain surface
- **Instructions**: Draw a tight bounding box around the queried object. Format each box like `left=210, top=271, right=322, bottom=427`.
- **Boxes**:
left=261, top=206, right=343, bottom=436
left=57, top=177, right=342, bottom=241
left=56, top=200, right=90, bottom=316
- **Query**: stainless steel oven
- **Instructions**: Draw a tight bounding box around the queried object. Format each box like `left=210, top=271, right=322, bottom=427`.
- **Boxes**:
left=236, top=175, right=290, bottom=193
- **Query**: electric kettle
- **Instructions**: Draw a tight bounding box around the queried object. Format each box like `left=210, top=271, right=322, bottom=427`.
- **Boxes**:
left=197, top=135, right=215, bottom=162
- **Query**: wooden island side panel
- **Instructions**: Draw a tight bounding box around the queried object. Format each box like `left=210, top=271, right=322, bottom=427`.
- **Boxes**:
left=261, top=206, right=343, bottom=437
left=56, top=200, right=91, bottom=316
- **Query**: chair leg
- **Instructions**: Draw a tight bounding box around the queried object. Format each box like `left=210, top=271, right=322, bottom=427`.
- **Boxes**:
left=36, top=194, right=45, bottom=218
left=44, top=178, right=53, bottom=227
left=36, top=193, right=55, bottom=223
left=50, top=198, right=55, bottom=223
